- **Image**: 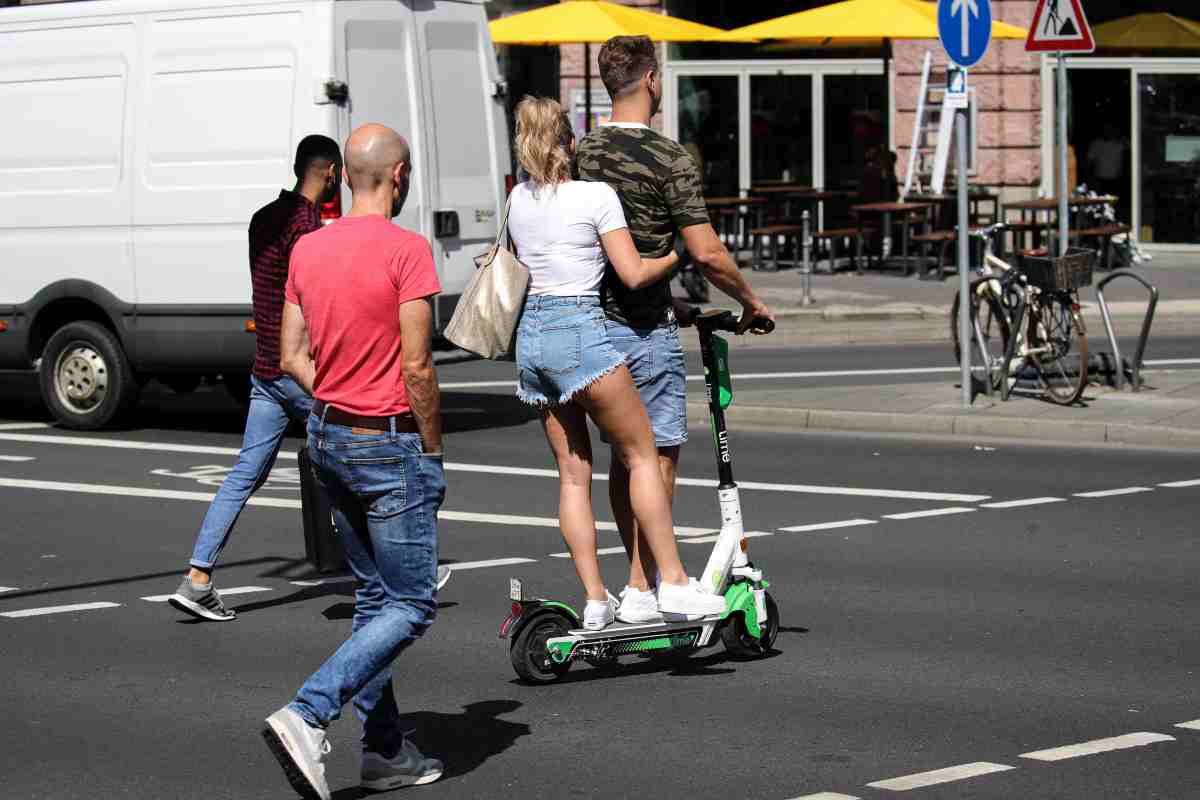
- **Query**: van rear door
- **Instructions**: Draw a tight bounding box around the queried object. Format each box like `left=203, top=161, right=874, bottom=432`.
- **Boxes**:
left=415, top=1, right=507, bottom=326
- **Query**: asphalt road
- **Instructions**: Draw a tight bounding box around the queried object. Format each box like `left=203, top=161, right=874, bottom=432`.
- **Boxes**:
left=1, top=363, right=1199, bottom=800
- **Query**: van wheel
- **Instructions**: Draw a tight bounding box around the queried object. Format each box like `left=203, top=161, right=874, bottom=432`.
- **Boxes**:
left=39, top=321, right=139, bottom=430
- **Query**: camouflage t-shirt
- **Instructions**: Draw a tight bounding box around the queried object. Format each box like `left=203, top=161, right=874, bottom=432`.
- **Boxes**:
left=576, top=124, right=709, bottom=328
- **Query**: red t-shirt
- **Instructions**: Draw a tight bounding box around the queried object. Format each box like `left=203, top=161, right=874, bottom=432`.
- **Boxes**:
left=285, top=215, right=441, bottom=416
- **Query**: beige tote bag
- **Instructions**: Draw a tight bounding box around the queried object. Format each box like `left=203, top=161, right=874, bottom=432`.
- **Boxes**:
left=443, top=198, right=529, bottom=360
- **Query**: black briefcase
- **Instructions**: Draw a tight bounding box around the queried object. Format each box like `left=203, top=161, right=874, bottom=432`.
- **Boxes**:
left=298, top=446, right=347, bottom=574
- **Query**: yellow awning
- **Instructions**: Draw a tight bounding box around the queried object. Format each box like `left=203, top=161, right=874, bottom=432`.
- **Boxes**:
left=1094, top=13, right=1200, bottom=50
left=720, top=0, right=1026, bottom=42
left=489, top=1, right=729, bottom=45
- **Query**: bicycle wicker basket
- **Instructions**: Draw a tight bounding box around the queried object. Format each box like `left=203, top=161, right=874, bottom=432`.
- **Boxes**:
left=1019, top=248, right=1096, bottom=292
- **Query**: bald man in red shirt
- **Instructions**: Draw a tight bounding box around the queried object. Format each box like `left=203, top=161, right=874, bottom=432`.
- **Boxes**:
left=264, top=124, right=445, bottom=799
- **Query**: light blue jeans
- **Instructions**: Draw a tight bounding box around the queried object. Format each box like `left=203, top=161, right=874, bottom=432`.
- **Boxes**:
left=288, top=413, right=445, bottom=756
left=188, top=374, right=313, bottom=569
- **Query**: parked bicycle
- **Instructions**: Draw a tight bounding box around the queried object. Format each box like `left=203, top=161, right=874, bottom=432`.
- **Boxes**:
left=950, top=223, right=1094, bottom=406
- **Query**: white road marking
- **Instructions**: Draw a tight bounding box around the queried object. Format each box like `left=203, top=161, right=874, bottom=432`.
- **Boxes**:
left=0, top=422, right=50, bottom=431
left=680, top=530, right=774, bottom=544
left=551, top=547, right=628, bottom=559
left=290, top=577, right=355, bottom=587
left=1145, top=358, right=1200, bottom=366
left=1073, top=487, right=1155, bottom=498
left=0, top=433, right=988, bottom=502
left=779, top=519, right=878, bottom=533
left=981, top=497, right=1066, bottom=509
left=0, top=586, right=18, bottom=593
left=1019, top=732, right=1175, bottom=761
left=1174, top=720, right=1200, bottom=730
left=0, top=455, right=34, bottom=462
left=447, top=558, right=536, bottom=571
left=1159, top=479, right=1200, bottom=488
left=866, top=762, right=1015, bottom=791
left=788, top=793, right=861, bottom=800
left=883, top=507, right=976, bottom=520
left=1, top=601, right=121, bottom=618
left=141, top=586, right=272, bottom=602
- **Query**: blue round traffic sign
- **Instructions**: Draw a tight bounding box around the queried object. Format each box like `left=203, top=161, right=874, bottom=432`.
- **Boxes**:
left=938, top=0, right=993, bottom=68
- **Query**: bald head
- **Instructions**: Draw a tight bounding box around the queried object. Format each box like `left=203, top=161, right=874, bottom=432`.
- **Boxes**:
left=344, top=124, right=411, bottom=190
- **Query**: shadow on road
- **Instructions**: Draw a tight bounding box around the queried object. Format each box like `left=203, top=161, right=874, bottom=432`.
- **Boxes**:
left=395, top=700, right=530, bottom=781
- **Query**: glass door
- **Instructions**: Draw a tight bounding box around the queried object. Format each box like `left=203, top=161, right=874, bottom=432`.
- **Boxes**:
left=1138, top=73, right=1200, bottom=245
left=749, top=74, right=813, bottom=188
left=676, top=75, right=739, bottom=198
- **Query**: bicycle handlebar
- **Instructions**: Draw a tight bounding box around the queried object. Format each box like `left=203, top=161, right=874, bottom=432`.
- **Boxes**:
left=970, top=222, right=1008, bottom=240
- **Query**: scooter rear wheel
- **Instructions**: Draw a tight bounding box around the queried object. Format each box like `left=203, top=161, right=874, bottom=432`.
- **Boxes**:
left=721, top=591, right=779, bottom=660
left=511, top=613, right=573, bottom=684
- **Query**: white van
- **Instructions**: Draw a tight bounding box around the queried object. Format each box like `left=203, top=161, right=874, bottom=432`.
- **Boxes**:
left=0, top=0, right=510, bottom=428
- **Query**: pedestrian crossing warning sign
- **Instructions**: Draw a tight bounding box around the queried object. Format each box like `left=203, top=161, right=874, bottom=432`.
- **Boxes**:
left=1025, top=0, right=1095, bottom=52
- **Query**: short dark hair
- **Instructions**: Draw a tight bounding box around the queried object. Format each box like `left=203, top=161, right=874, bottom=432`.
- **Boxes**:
left=294, top=134, right=342, bottom=178
left=598, top=35, right=658, bottom=100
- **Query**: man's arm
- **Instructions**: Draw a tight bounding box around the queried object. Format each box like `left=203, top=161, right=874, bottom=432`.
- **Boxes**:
left=680, top=223, right=774, bottom=332
left=399, top=297, right=442, bottom=454
left=279, top=301, right=316, bottom=394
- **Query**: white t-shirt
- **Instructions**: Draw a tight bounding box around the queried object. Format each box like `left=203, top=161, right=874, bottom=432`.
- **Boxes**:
left=507, top=180, right=628, bottom=296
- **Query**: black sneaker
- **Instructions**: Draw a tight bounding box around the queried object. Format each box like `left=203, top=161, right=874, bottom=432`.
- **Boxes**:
left=168, top=577, right=236, bottom=621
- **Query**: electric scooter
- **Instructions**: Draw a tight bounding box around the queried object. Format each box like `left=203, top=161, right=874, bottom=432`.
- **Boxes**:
left=500, top=309, right=779, bottom=683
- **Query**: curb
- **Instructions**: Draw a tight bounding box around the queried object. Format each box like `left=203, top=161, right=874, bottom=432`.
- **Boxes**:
left=686, top=401, right=1200, bottom=450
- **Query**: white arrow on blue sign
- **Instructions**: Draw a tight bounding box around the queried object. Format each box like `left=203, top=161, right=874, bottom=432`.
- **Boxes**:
left=938, top=0, right=992, bottom=68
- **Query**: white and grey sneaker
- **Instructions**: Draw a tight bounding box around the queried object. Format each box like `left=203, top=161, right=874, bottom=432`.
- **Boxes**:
left=657, top=578, right=727, bottom=621
left=168, top=577, right=236, bottom=622
left=436, top=565, right=452, bottom=592
left=361, top=732, right=443, bottom=791
left=583, top=591, right=619, bottom=630
left=262, top=706, right=332, bottom=800
left=616, top=585, right=663, bottom=624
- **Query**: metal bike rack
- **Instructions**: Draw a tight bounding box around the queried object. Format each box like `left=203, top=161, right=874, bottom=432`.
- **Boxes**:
left=1095, top=270, right=1159, bottom=392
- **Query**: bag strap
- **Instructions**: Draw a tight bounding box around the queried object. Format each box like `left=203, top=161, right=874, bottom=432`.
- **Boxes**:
left=488, top=196, right=514, bottom=259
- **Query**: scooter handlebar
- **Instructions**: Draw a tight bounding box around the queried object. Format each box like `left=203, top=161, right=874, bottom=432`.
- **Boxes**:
left=688, top=308, right=775, bottom=335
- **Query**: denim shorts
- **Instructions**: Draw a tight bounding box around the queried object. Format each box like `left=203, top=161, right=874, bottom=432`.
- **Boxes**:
left=600, top=316, right=688, bottom=448
left=515, top=295, right=626, bottom=408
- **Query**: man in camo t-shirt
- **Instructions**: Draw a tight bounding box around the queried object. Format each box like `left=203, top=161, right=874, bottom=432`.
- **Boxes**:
left=576, top=35, right=774, bottom=625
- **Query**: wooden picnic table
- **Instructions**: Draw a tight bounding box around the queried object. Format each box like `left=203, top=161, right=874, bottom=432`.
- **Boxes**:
left=851, top=200, right=935, bottom=274
left=907, top=190, right=1000, bottom=229
left=705, top=196, right=768, bottom=252
left=1002, top=195, right=1119, bottom=252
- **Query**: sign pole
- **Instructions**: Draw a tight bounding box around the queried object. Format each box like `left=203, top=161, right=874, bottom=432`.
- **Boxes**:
left=956, top=103, right=971, bottom=407
left=1056, top=51, right=1069, bottom=257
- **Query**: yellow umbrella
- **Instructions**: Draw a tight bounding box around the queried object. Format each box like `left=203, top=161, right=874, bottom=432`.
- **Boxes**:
left=719, top=0, right=1027, bottom=150
left=1094, top=13, right=1200, bottom=51
left=489, top=1, right=729, bottom=132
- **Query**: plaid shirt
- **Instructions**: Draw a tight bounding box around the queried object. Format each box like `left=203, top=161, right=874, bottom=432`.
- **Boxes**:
left=248, top=190, right=321, bottom=380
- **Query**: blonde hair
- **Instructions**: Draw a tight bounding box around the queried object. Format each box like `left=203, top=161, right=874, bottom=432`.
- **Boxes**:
left=514, top=96, right=574, bottom=187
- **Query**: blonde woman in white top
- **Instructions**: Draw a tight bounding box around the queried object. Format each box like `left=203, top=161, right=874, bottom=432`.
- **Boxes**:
left=507, top=97, right=727, bottom=630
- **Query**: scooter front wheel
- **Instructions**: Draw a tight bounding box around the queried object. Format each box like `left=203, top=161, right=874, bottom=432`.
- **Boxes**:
left=721, top=591, right=779, bottom=660
left=510, top=613, right=573, bottom=684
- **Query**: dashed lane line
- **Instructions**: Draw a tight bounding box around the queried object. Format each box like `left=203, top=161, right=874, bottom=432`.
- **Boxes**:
left=788, top=794, right=860, bottom=800
left=678, top=530, right=774, bottom=544
left=0, top=423, right=50, bottom=431
left=0, top=432, right=991, bottom=503
left=779, top=519, right=877, bottom=533
left=1073, top=487, right=1156, bottom=498
left=0, top=455, right=34, bottom=462
left=1175, top=720, right=1200, bottom=730
left=1019, top=732, right=1175, bottom=762
left=140, top=586, right=272, bottom=602
left=1, top=601, right=121, bottom=618
left=883, top=507, right=976, bottom=520
left=290, top=577, right=355, bottom=587
left=865, top=762, right=1015, bottom=791
left=551, top=547, right=628, bottom=559
left=0, top=587, right=18, bottom=593
left=1160, top=479, right=1200, bottom=488
left=981, top=497, right=1066, bottom=509
left=445, top=557, right=536, bottom=571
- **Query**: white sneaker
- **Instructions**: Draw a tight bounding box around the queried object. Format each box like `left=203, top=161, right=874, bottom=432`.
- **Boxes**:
left=262, top=706, right=332, bottom=800
left=616, top=586, right=663, bottom=624
left=583, top=591, right=618, bottom=630
left=361, top=733, right=443, bottom=790
left=657, top=579, right=727, bottom=621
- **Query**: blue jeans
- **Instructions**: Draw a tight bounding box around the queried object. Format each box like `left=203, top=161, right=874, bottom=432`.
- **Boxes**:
left=601, top=317, right=688, bottom=447
left=515, top=295, right=625, bottom=408
left=189, top=374, right=313, bottom=569
left=289, top=413, right=445, bottom=755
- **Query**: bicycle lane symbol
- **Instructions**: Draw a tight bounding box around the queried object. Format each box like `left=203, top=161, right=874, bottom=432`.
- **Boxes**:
left=150, top=465, right=301, bottom=491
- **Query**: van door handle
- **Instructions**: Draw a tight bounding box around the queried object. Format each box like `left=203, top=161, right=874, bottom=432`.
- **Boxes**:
left=433, top=210, right=460, bottom=239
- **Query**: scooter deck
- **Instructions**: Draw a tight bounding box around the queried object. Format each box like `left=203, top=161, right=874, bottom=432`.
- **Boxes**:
left=565, top=614, right=724, bottom=640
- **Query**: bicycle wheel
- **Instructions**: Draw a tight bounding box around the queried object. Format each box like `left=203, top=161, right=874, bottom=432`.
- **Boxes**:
left=950, top=282, right=1011, bottom=394
left=1032, top=291, right=1088, bottom=405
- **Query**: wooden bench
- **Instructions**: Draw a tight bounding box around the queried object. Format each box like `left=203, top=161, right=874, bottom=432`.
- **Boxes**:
left=1070, top=223, right=1132, bottom=270
left=749, top=224, right=804, bottom=272
left=812, top=227, right=871, bottom=273
left=910, top=227, right=992, bottom=280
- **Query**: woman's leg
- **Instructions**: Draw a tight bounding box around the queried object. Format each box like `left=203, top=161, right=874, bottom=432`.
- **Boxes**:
left=540, top=403, right=607, bottom=602
left=576, top=367, right=688, bottom=588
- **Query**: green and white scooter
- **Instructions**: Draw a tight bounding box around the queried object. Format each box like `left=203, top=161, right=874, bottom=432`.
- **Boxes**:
left=500, top=309, right=779, bottom=683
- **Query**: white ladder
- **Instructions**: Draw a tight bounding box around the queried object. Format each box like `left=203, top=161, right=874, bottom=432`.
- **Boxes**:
left=902, top=52, right=956, bottom=197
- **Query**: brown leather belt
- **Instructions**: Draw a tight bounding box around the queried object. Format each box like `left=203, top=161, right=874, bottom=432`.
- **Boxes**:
left=313, top=400, right=418, bottom=433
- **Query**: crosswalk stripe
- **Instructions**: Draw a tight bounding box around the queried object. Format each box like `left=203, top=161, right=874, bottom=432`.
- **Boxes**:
left=779, top=519, right=877, bottom=533
left=141, top=586, right=272, bottom=602
left=866, top=762, right=1015, bottom=791
left=551, top=547, right=627, bottom=559
left=2, top=601, right=121, bottom=618
left=1019, top=732, right=1175, bottom=761
left=446, top=558, right=536, bottom=571
left=884, top=507, right=976, bottom=520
